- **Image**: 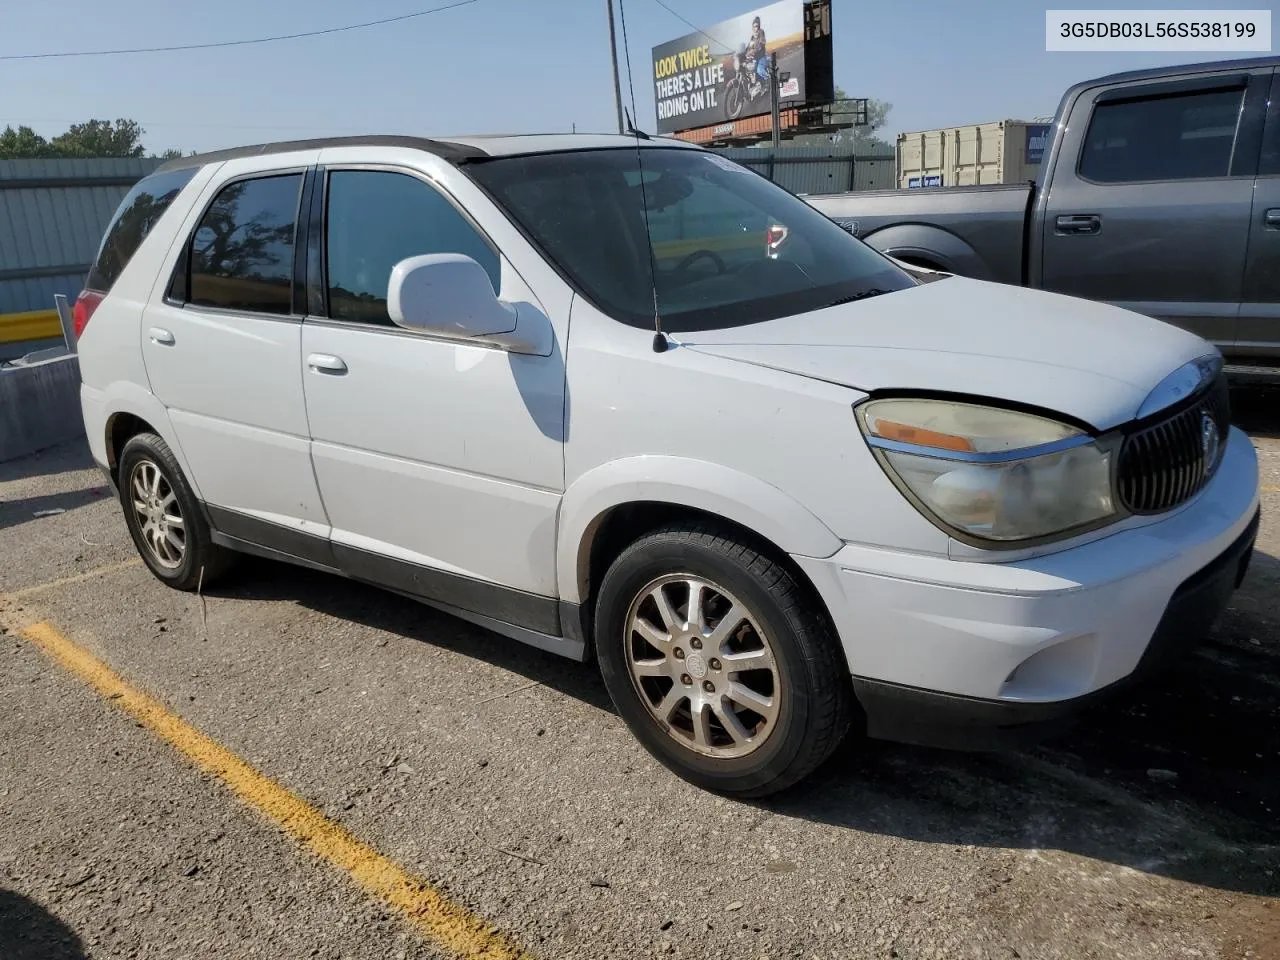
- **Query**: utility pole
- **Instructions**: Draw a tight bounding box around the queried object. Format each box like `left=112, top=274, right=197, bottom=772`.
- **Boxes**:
left=769, top=52, right=781, bottom=148
left=606, top=0, right=625, bottom=134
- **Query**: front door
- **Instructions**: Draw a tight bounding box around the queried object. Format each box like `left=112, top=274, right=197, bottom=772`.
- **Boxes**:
left=299, top=165, right=566, bottom=632
left=142, top=158, right=330, bottom=545
left=1240, top=69, right=1280, bottom=361
left=1040, top=69, right=1272, bottom=349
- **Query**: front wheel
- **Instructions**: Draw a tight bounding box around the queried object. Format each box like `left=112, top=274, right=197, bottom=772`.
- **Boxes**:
left=595, top=523, right=854, bottom=797
left=724, top=81, right=745, bottom=120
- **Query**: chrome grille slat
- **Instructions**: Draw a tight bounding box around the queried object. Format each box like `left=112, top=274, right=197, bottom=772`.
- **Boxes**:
left=1116, top=372, right=1229, bottom=515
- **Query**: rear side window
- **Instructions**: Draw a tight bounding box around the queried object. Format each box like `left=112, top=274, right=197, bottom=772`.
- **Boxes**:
left=1079, top=86, right=1245, bottom=183
left=85, top=168, right=196, bottom=292
left=324, top=170, right=500, bottom=326
left=188, top=173, right=303, bottom=316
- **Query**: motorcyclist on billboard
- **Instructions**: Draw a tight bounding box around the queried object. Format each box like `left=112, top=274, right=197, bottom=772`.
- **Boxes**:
left=746, top=16, right=768, bottom=95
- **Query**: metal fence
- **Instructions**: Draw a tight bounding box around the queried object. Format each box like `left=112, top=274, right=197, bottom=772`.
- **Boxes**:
left=0, top=157, right=162, bottom=352
left=712, top=144, right=898, bottom=195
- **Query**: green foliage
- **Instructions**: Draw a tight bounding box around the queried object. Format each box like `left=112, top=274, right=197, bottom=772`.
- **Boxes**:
left=0, top=125, right=52, bottom=159
left=0, top=118, right=185, bottom=159
left=784, top=91, right=894, bottom=151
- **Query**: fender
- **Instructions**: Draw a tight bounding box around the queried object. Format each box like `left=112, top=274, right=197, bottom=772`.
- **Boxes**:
left=86, top=380, right=204, bottom=501
left=860, top=223, right=992, bottom=280
left=557, top=456, right=843, bottom=604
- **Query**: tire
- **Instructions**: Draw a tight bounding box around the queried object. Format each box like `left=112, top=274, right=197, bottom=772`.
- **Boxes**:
left=595, top=523, right=854, bottom=797
left=724, top=81, right=745, bottom=121
left=117, top=432, right=234, bottom=591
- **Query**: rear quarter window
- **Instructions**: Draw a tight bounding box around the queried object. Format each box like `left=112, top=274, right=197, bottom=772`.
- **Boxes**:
left=85, top=167, right=198, bottom=293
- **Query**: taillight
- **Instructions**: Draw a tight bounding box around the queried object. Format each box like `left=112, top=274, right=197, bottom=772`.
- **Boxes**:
left=72, top=290, right=104, bottom=339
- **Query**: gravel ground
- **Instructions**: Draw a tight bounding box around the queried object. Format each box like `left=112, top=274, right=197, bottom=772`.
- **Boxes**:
left=1, top=388, right=1277, bottom=960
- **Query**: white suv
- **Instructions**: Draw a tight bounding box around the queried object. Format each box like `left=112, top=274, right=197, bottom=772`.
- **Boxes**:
left=75, top=134, right=1260, bottom=796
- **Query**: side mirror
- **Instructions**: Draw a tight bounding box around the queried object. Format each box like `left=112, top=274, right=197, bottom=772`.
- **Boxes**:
left=387, top=253, right=516, bottom=339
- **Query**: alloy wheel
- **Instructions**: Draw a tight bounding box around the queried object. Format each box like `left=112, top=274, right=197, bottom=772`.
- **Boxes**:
left=129, top=459, right=186, bottom=569
left=624, top=575, right=781, bottom=759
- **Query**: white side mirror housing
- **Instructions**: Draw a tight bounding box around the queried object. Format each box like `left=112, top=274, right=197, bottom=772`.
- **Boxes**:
left=387, top=253, right=517, bottom=339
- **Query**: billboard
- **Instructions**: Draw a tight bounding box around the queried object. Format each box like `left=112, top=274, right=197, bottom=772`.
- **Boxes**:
left=651, top=1, right=809, bottom=135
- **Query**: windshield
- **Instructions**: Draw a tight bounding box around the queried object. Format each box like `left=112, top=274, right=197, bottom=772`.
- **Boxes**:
left=466, top=147, right=916, bottom=333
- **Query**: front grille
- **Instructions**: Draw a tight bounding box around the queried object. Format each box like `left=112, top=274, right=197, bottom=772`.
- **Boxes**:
left=1116, top=372, right=1231, bottom=515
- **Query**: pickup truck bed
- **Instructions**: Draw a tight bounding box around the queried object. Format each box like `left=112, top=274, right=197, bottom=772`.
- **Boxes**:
left=807, top=183, right=1033, bottom=287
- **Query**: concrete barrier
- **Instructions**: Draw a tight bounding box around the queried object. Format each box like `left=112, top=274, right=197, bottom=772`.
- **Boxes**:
left=0, top=352, right=85, bottom=463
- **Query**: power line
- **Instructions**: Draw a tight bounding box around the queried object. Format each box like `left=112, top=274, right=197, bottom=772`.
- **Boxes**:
left=0, top=0, right=480, bottom=61
left=649, top=0, right=734, bottom=54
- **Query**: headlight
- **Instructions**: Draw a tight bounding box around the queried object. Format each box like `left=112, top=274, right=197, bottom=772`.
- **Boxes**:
left=856, top=398, right=1116, bottom=544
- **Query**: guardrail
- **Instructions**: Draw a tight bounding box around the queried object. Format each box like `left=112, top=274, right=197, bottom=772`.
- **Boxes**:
left=0, top=309, right=63, bottom=345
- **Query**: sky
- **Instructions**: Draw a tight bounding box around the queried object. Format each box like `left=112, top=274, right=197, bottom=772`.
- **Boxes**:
left=0, top=0, right=1267, bottom=155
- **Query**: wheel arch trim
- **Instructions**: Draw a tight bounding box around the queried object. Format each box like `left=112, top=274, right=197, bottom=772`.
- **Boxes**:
left=557, top=456, right=843, bottom=605
left=87, top=382, right=203, bottom=502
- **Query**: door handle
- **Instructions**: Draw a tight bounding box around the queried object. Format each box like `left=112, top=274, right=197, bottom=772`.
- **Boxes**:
left=1055, top=214, right=1101, bottom=235
left=1265, top=208, right=1280, bottom=230
left=148, top=326, right=175, bottom=346
left=307, top=353, right=348, bottom=375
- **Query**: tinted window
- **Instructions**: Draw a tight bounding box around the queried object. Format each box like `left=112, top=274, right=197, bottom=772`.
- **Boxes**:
left=467, top=148, right=914, bottom=333
left=325, top=171, right=500, bottom=325
left=85, top=168, right=196, bottom=292
left=189, top=174, right=302, bottom=315
left=1080, top=87, right=1245, bottom=183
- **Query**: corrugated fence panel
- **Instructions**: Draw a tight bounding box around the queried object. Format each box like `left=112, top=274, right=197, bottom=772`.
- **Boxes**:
left=713, top=144, right=898, bottom=195
left=0, top=157, right=163, bottom=315
left=0, top=273, right=85, bottom=315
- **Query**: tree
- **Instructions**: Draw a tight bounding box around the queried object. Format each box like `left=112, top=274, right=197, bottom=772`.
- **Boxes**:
left=0, top=118, right=164, bottom=159
left=50, top=119, right=146, bottom=158
left=0, top=125, right=53, bottom=159
left=784, top=90, right=894, bottom=152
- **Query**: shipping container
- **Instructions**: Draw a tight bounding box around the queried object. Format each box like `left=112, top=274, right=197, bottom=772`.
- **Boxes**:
left=896, top=120, right=1052, bottom=189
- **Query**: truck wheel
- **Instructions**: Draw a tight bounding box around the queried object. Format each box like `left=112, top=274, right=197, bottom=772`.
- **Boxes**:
left=117, top=432, right=234, bottom=591
left=594, top=523, right=854, bottom=797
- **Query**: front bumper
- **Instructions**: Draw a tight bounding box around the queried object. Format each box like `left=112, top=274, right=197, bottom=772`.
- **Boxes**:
left=793, top=426, right=1260, bottom=748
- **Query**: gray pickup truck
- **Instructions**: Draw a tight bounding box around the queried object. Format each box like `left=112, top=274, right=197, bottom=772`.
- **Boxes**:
left=805, top=55, right=1280, bottom=380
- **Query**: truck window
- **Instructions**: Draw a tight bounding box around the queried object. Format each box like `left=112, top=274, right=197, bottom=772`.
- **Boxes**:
left=1079, top=87, right=1245, bottom=183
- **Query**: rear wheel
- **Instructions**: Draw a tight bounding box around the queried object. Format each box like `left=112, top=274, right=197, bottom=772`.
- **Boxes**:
left=595, top=523, right=854, bottom=797
left=118, top=432, right=233, bottom=590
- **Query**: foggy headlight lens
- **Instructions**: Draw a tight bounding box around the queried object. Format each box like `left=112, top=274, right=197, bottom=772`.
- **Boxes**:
left=857, top=398, right=1115, bottom=543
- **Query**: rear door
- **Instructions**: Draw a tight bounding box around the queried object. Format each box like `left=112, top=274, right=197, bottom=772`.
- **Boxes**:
left=1239, top=69, right=1280, bottom=362
left=142, top=155, right=331, bottom=549
left=1040, top=67, right=1272, bottom=349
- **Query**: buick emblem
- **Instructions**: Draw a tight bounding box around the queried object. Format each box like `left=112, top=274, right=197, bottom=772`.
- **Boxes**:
left=1201, top=412, right=1220, bottom=466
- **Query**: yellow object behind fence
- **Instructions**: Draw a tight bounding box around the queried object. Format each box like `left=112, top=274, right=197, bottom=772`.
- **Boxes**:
left=0, top=309, right=63, bottom=345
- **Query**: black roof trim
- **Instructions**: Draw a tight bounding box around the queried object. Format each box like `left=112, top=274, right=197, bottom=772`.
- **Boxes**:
left=1069, top=53, right=1279, bottom=94
left=154, top=135, right=490, bottom=173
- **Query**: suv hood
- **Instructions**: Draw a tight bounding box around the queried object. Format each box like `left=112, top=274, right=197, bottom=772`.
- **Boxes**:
left=682, top=277, right=1212, bottom=431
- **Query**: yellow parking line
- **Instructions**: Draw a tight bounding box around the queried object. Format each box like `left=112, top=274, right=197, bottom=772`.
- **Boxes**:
left=20, top=621, right=534, bottom=960
left=1262, top=485, right=1280, bottom=494
left=0, top=558, right=143, bottom=602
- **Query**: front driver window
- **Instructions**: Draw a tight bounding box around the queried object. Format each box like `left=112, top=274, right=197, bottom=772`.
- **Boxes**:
left=324, top=170, right=501, bottom=326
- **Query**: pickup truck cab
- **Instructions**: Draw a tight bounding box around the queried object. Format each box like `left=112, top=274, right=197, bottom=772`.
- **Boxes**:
left=807, top=55, right=1280, bottom=381
left=74, top=133, right=1260, bottom=797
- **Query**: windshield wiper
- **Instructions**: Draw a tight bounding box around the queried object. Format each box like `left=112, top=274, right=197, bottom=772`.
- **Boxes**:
left=823, top=288, right=891, bottom=308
